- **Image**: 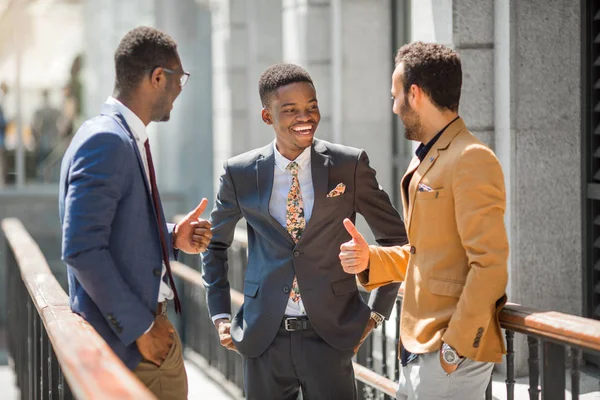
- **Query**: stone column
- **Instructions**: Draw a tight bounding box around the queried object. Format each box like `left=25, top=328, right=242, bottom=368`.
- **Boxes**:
left=245, top=0, right=283, bottom=150
left=453, top=0, right=495, bottom=149
left=282, top=0, right=333, bottom=141
left=332, top=0, right=394, bottom=202
left=153, top=0, right=214, bottom=211
left=211, top=0, right=249, bottom=193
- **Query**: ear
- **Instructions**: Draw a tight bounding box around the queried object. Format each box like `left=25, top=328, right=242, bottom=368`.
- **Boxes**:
left=150, top=67, right=164, bottom=89
left=408, top=84, right=421, bottom=106
left=261, top=108, right=273, bottom=125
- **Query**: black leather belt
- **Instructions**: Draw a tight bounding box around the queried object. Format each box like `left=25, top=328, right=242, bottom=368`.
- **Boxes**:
left=281, top=317, right=312, bottom=332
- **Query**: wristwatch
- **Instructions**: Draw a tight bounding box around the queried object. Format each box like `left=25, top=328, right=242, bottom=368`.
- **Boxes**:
left=441, top=342, right=463, bottom=365
left=370, top=311, right=385, bottom=328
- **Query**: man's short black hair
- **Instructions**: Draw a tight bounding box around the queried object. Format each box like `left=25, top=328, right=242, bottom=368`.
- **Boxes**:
left=114, top=26, right=178, bottom=93
left=259, top=63, right=314, bottom=108
left=395, top=42, right=462, bottom=112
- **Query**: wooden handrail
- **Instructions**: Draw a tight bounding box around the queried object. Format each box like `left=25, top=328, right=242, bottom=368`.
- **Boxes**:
left=499, top=303, right=600, bottom=352
left=2, top=218, right=155, bottom=400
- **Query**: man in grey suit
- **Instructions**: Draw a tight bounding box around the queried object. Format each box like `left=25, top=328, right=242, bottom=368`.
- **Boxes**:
left=202, top=63, right=406, bottom=399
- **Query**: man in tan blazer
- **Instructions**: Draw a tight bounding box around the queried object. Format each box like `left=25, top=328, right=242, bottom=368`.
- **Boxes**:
left=339, top=41, right=508, bottom=399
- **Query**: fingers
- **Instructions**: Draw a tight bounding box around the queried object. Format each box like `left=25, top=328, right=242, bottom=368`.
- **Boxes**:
left=340, top=241, right=361, bottom=252
left=343, top=218, right=366, bottom=243
left=149, top=356, right=163, bottom=367
left=192, top=226, right=213, bottom=240
left=190, top=219, right=212, bottom=229
left=190, top=198, right=209, bottom=219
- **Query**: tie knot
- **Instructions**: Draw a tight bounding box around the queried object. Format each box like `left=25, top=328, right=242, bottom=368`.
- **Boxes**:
left=287, top=161, right=299, bottom=175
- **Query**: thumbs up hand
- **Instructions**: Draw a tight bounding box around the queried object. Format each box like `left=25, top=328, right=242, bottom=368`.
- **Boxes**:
left=173, top=198, right=213, bottom=254
left=339, top=218, right=370, bottom=274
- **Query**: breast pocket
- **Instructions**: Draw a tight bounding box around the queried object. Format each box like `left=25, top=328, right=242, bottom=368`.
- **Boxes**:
left=415, top=188, right=446, bottom=200
left=322, top=194, right=348, bottom=207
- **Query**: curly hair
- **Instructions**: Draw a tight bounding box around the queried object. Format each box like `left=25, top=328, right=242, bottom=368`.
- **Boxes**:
left=114, top=26, right=178, bottom=94
left=258, top=63, right=314, bottom=108
left=395, top=42, right=462, bottom=112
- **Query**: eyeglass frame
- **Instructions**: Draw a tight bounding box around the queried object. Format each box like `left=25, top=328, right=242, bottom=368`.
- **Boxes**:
left=149, top=66, right=190, bottom=87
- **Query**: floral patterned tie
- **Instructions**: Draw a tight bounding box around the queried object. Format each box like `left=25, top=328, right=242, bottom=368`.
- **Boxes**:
left=286, top=161, right=305, bottom=303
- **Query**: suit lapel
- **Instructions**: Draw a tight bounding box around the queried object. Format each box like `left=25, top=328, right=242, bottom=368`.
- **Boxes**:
left=256, top=144, right=295, bottom=245
left=406, top=152, right=439, bottom=228
left=404, top=118, right=467, bottom=229
left=300, top=140, right=329, bottom=240
left=100, top=104, right=158, bottom=223
left=401, top=156, right=420, bottom=222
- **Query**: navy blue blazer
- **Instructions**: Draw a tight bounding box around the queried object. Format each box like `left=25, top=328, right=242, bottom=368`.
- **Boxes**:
left=59, top=103, right=176, bottom=370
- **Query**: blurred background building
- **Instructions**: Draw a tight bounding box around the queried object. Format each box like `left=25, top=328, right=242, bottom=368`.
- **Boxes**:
left=0, top=0, right=595, bottom=377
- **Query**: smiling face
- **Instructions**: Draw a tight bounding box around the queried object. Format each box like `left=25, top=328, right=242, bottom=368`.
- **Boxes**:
left=262, top=81, right=320, bottom=160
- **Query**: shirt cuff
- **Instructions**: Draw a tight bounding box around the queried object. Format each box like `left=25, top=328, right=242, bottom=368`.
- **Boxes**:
left=143, top=321, right=154, bottom=335
left=212, top=313, right=231, bottom=323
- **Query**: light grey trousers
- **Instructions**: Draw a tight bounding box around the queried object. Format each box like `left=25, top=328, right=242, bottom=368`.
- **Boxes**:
left=396, top=351, right=493, bottom=400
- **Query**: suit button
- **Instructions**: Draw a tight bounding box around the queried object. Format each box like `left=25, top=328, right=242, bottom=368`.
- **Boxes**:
left=153, top=268, right=161, bottom=277
left=283, top=286, right=290, bottom=294
left=409, top=246, right=416, bottom=254
left=293, top=251, right=300, bottom=257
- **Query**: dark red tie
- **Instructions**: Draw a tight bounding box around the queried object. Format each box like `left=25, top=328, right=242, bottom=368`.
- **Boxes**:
left=144, top=140, right=182, bottom=314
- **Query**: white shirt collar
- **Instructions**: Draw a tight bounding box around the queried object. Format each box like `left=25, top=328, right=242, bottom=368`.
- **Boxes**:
left=273, top=141, right=312, bottom=172
left=106, top=96, right=148, bottom=143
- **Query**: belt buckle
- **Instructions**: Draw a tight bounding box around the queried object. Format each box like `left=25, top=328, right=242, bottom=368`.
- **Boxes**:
left=284, top=318, right=298, bottom=331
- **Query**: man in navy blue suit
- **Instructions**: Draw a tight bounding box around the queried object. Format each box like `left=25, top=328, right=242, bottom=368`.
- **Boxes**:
left=59, top=26, right=211, bottom=399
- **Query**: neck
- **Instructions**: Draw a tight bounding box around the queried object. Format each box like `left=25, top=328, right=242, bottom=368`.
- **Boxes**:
left=419, top=111, right=459, bottom=144
left=274, top=139, right=308, bottom=161
left=113, top=89, right=152, bottom=126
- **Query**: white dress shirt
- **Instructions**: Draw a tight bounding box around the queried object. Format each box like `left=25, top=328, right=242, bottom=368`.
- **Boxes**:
left=211, top=142, right=314, bottom=323
left=106, top=97, right=174, bottom=309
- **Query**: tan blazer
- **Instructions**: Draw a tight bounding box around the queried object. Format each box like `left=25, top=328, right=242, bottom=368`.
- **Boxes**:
left=359, top=118, right=508, bottom=363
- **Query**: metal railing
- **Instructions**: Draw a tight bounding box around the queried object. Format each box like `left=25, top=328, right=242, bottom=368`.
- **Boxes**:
left=2, top=218, right=155, bottom=400
left=174, top=226, right=600, bottom=400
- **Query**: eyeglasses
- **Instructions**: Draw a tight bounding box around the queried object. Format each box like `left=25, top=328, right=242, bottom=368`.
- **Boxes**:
left=162, top=68, right=190, bottom=87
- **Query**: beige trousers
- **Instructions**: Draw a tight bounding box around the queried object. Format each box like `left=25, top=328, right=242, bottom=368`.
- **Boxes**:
left=134, top=321, right=188, bottom=400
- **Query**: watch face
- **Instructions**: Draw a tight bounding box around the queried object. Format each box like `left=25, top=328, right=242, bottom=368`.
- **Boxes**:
left=443, top=349, right=460, bottom=365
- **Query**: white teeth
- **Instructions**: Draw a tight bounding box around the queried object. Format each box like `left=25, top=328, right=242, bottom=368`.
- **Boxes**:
left=292, top=126, right=312, bottom=133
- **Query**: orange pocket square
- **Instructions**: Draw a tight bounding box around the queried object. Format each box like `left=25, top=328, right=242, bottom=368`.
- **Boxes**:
left=327, top=183, right=346, bottom=198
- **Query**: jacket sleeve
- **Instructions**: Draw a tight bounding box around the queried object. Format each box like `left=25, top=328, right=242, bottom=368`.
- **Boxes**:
left=441, top=144, right=509, bottom=359
left=201, top=161, right=243, bottom=319
left=61, top=132, right=154, bottom=346
left=167, top=223, right=179, bottom=261
left=357, top=244, right=411, bottom=291
left=354, top=150, right=406, bottom=318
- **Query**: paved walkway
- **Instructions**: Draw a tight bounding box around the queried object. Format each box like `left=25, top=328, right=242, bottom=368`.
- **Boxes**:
left=186, top=359, right=237, bottom=399
left=491, top=370, right=600, bottom=400
left=0, top=366, right=18, bottom=400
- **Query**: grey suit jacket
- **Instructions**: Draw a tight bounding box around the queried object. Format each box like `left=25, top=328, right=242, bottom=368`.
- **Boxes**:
left=202, top=139, right=407, bottom=357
